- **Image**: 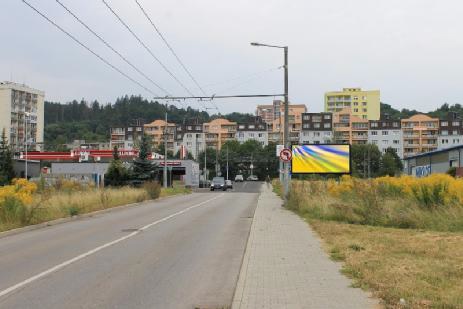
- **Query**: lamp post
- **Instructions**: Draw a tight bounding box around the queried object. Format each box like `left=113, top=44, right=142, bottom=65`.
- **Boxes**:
left=251, top=42, right=289, bottom=197
left=24, top=112, right=31, bottom=179
left=163, top=103, right=168, bottom=188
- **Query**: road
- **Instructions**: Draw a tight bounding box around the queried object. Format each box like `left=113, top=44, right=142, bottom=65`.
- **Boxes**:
left=0, top=181, right=262, bottom=309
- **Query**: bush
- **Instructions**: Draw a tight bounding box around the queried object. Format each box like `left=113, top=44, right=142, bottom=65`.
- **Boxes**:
left=143, top=181, right=161, bottom=200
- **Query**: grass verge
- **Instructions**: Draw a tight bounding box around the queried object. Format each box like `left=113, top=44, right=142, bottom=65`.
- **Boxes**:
left=309, top=219, right=463, bottom=308
left=0, top=182, right=191, bottom=233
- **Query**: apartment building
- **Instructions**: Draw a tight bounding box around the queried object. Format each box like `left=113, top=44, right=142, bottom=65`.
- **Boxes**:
left=325, top=88, right=380, bottom=120
left=0, top=81, right=45, bottom=152
left=438, top=112, right=463, bottom=150
left=401, top=114, right=439, bottom=158
left=110, top=119, right=145, bottom=150
left=203, top=118, right=237, bottom=150
left=368, top=115, right=403, bottom=158
left=174, top=118, right=204, bottom=159
left=299, top=112, right=333, bottom=144
left=236, top=117, right=268, bottom=146
left=332, top=108, right=368, bottom=144
left=144, top=119, right=176, bottom=151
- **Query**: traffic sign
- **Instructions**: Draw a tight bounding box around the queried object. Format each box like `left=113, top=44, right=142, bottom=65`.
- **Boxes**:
left=276, top=144, right=284, bottom=157
left=279, top=148, right=292, bottom=162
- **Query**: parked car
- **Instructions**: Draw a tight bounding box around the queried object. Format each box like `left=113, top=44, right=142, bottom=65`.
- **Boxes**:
left=210, top=177, right=226, bottom=191
left=226, top=179, right=233, bottom=189
left=247, top=175, right=258, bottom=181
left=234, top=175, right=244, bottom=182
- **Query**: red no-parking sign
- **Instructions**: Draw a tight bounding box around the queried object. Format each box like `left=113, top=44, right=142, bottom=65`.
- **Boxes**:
left=279, top=148, right=292, bottom=162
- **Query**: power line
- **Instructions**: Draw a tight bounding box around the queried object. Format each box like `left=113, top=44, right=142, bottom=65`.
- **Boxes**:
left=101, top=0, right=195, bottom=98
left=22, top=0, right=158, bottom=97
left=152, top=94, right=285, bottom=100
left=55, top=0, right=169, bottom=95
left=132, top=0, right=214, bottom=113
left=134, top=0, right=206, bottom=96
left=202, top=66, right=282, bottom=89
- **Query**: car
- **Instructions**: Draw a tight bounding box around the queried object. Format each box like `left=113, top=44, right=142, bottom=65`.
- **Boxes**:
left=210, top=177, right=226, bottom=191
left=247, top=175, right=258, bottom=181
left=234, top=175, right=244, bottom=182
left=225, top=179, right=233, bottom=189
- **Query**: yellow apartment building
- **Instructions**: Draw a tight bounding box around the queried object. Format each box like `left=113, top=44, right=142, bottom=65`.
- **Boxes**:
left=325, top=88, right=380, bottom=120
left=333, top=108, right=368, bottom=145
left=203, top=118, right=237, bottom=150
left=401, top=114, right=439, bottom=158
left=144, top=119, right=176, bottom=151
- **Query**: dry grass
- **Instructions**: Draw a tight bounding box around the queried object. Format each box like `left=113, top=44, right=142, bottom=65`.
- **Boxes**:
left=310, top=219, right=463, bottom=309
left=0, top=181, right=191, bottom=233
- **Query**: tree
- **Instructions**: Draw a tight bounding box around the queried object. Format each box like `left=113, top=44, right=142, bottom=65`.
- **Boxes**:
left=0, top=129, right=15, bottom=185
left=351, top=144, right=382, bottom=178
left=132, top=135, right=158, bottom=182
left=105, top=146, right=128, bottom=186
left=379, top=147, right=403, bottom=176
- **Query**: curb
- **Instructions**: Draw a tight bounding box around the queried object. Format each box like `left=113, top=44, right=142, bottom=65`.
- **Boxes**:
left=0, top=192, right=190, bottom=240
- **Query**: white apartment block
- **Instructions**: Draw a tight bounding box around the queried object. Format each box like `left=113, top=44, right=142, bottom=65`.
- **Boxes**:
left=174, top=132, right=205, bottom=159
left=299, top=130, right=333, bottom=144
left=438, top=135, right=463, bottom=150
left=0, top=82, right=45, bottom=152
left=235, top=118, right=268, bottom=146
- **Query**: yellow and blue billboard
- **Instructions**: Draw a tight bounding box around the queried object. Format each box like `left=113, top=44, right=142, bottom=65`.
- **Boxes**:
left=291, top=144, right=351, bottom=174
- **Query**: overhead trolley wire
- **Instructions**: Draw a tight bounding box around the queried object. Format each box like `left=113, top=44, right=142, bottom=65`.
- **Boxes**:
left=22, top=0, right=159, bottom=97
left=55, top=0, right=170, bottom=95
left=101, top=0, right=195, bottom=98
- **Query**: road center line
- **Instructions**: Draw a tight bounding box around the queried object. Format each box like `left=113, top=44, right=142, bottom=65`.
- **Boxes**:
left=0, top=193, right=225, bottom=299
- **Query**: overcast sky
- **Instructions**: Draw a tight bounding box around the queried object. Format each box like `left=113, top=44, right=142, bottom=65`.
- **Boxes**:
left=1, top=0, right=462, bottom=114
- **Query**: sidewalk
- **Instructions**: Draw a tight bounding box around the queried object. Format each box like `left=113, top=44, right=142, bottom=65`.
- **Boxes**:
left=232, top=184, right=377, bottom=309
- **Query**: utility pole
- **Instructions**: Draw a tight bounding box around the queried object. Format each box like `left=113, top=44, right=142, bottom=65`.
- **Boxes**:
left=250, top=42, right=289, bottom=197
left=204, top=140, right=207, bottom=186
left=163, top=103, right=168, bottom=188
left=368, top=146, right=371, bottom=178
left=226, top=145, right=229, bottom=180
left=24, top=113, right=28, bottom=179
left=283, top=46, right=289, bottom=198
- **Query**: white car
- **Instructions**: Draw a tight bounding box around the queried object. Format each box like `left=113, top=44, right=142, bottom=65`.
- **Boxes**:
left=247, top=175, right=258, bottom=181
left=234, top=175, right=244, bottom=182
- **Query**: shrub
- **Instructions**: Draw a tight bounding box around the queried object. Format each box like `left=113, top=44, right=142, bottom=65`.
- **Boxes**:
left=144, top=181, right=161, bottom=200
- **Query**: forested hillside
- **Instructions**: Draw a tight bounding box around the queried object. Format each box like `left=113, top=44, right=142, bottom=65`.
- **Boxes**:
left=44, top=95, right=461, bottom=150
left=44, top=95, right=255, bottom=150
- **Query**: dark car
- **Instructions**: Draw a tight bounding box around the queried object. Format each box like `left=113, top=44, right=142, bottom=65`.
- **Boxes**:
left=210, top=177, right=226, bottom=191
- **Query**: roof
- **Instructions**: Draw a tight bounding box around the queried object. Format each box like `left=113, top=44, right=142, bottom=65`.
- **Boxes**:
left=144, top=119, right=175, bottom=127
left=403, top=144, right=463, bottom=160
left=401, top=114, right=438, bottom=122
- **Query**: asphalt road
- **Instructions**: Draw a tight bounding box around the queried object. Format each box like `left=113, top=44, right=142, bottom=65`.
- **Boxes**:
left=0, top=181, right=262, bottom=309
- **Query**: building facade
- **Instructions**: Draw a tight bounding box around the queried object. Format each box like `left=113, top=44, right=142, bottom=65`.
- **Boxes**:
left=437, top=112, right=463, bottom=150
left=236, top=117, right=268, bottom=146
left=299, top=112, right=333, bottom=144
left=325, top=88, right=380, bottom=120
left=0, top=82, right=45, bottom=152
left=368, top=116, right=403, bottom=158
left=174, top=119, right=204, bottom=159
left=403, top=145, right=463, bottom=177
left=332, top=108, right=368, bottom=144
left=203, top=118, right=237, bottom=150
left=144, top=119, right=176, bottom=151
left=110, top=119, right=145, bottom=150
left=401, top=114, right=439, bottom=158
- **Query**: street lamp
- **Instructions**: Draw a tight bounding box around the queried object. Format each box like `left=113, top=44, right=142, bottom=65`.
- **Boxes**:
left=250, top=42, right=289, bottom=197
left=24, top=112, right=31, bottom=179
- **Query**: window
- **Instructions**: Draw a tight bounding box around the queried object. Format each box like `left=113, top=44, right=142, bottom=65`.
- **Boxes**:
left=371, top=122, right=378, bottom=128
left=127, top=127, right=133, bottom=132
left=323, top=123, right=331, bottom=129
left=354, top=108, right=359, bottom=112
left=186, top=134, right=192, bottom=138
left=195, top=126, right=202, bottom=130
left=452, top=121, right=460, bottom=126
left=238, top=125, right=245, bottom=129
left=187, top=126, right=192, bottom=130
left=137, top=127, right=142, bottom=132
left=393, top=140, right=400, bottom=144
left=382, top=131, right=388, bottom=136
left=324, top=131, right=331, bottom=136
left=371, top=140, right=378, bottom=144
left=314, top=123, right=320, bottom=128
left=453, top=130, right=458, bottom=135
left=238, top=133, right=244, bottom=138
left=382, top=140, right=389, bottom=145
left=324, top=114, right=331, bottom=120
left=249, top=125, right=255, bottom=129
left=362, top=96, right=367, bottom=100
left=186, top=142, right=192, bottom=147
left=249, top=133, right=255, bottom=137
left=314, top=132, right=320, bottom=137
left=363, top=108, right=367, bottom=112
left=362, top=102, right=367, bottom=106
left=441, top=121, right=448, bottom=126
left=258, top=133, right=263, bottom=138
left=371, top=131, right=378, bottom=136
left=303, top=115, right=310, bottom=120
left=303, top=123, right=309, bottom=129
left=362, top=115, right=367, bottom=119
left=354, top=102, right=358, bottom=106
left=441, top=130, right=448, bottom=135
left=393, top=122, right=399, bottom=127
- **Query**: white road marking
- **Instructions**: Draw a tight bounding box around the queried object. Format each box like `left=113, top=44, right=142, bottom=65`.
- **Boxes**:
left=0, top=193, right=225, bottom=298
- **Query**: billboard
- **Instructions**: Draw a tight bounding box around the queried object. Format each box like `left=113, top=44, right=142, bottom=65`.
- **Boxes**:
left=291, top=144, right=351, bottom=174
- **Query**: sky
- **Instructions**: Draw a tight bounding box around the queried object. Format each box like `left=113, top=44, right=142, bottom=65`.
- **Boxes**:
left=1, top=0, right=462, bottom=114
